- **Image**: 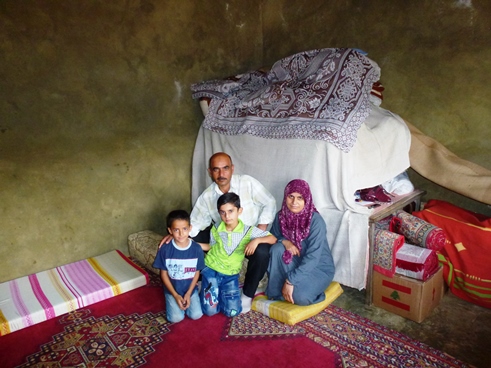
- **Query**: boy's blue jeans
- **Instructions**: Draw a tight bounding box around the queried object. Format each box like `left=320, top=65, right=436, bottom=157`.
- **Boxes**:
left=200, top=267, right=242, bottom=317
left=165, top=288, right=203, bottom=323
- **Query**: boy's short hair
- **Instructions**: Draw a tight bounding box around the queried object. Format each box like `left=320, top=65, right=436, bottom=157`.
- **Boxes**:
left=166, top=209, right=191, bottom=229
left=217, top=192, right=241, bottom=210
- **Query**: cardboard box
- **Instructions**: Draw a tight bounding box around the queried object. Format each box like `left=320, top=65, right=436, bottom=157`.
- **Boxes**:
left=372, top=266, right=444, bottom=323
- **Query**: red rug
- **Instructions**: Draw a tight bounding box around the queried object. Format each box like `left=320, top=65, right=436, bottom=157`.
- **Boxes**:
left=0, top=278, right=342, bottom=368
left=225, top=306, right=471, bottom=368
left=1, top=268, right=471, bottom=368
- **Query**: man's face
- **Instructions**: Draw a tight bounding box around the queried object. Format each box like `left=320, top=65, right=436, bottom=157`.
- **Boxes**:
left=208, top=154, right=234, bottom=191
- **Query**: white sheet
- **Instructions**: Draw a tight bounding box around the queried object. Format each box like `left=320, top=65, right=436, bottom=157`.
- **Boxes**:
left=192, top=104, right=411, bottom=289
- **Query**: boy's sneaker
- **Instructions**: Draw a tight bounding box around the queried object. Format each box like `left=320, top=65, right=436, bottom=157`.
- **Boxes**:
left=240, top=294, right=252, bottom=314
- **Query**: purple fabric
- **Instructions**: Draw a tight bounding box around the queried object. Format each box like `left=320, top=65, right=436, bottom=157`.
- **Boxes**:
left=279, top=179, right=318, bottom=264
left=191, top=48, right=380, bottom=152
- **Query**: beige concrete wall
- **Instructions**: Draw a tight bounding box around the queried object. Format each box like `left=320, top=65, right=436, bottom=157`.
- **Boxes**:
left=262, top=0, right=491, bottom=215
left=1, top=0, right=490, bottom=282
left=0, top=0, right=263, bottom=282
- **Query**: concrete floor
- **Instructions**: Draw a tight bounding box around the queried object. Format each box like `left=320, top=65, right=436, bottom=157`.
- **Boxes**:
left=332, top=286, right=490, bottom=368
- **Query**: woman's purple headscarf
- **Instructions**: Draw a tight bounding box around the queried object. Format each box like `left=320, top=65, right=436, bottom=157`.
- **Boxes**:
left=279, top=179, right=317, bottom=264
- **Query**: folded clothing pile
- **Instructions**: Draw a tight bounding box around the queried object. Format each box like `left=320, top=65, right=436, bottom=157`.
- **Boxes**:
left=395, top=243, right=439, bottom=281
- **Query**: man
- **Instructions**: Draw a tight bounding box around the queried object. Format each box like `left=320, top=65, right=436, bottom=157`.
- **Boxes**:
left=162, top=152, right=277, bottom=313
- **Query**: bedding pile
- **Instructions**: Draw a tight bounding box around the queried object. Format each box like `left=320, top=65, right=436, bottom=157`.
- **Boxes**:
left=372, top=210, right=443, bottom=280
left=0, top=250, right=148, bottom=336
left=191, top=48, right=411, bottom=290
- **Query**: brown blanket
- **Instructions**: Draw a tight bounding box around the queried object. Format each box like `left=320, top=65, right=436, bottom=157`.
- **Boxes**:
left=406, top=121, right=491, bottom=205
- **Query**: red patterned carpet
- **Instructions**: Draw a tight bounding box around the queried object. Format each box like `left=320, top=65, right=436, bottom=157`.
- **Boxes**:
left=225, top=306, right=471, bottom=368
left=0, top=267, right=472, bottom=368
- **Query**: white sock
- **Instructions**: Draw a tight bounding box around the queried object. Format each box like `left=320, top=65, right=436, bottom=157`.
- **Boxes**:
left=240, top=294, right=252, bottom=313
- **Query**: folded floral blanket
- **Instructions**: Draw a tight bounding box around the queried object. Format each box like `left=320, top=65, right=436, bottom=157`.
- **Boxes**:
left=373, top=229, right=405, bottom=277
left=191, top=48, right=380, bottom=152
left=390, top=210, right=448, bottom=251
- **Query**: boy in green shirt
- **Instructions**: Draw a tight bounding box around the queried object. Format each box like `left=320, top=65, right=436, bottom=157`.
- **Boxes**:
left=200, top=192, right=276, bottom=317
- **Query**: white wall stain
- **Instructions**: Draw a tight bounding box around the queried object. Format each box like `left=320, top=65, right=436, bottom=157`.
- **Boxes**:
left=454, top=0, right=473, bottom=9
left=174, top=80, right=182, bottom=104
left=281, top=13, right=288, bottom=29
left=452, top=0, right=475, bottom=26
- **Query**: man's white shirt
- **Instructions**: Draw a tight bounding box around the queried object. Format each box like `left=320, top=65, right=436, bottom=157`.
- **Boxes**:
left=189, top=174, right=276, bottom=237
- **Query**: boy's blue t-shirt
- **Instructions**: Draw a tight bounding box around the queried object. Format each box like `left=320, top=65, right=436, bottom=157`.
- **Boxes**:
left=152, top=239, right=205, bottom=296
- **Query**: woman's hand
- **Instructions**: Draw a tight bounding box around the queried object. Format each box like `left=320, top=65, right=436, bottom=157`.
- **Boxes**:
left=282, top=239, right=300, bottom=257
left=282, top=281, right=295, bottom=304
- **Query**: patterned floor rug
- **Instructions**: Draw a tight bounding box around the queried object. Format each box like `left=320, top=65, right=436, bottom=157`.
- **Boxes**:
left=226, top=305, right=473, bottom=368
left=17, top=310, right=172, bottom=367
left=4, top=282, right=342, bottom=368
left=223, top=305, right=304, bottom=340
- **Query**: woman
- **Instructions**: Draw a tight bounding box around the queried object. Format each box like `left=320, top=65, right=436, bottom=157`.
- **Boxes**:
left=266, top=179, right=335, bottom=306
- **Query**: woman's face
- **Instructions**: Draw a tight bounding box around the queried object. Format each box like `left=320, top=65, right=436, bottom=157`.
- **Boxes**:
left=286, top=192, right=305, bottom=214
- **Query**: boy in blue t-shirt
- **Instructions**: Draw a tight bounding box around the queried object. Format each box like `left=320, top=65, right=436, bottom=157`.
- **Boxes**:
left=153, top=210, right=205, bottom=323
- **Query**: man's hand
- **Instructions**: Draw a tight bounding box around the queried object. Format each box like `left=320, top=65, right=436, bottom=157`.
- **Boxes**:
left=282, top=281, right=294, bottom=304
left=244, top=239, right=260, bottom=256
left=158, top=234, right=173, bottom=248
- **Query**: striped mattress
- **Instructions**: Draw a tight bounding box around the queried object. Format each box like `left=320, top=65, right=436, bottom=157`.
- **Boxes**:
left=0, top=250, right=148, bottom=336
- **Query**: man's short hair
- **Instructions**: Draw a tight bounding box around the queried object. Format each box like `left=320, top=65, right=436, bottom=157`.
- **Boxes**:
left=166, top=209, right=190, bottom=229
left=217, top=192, right=241, bottom=210
left=208, top=152, right=233, bottom=169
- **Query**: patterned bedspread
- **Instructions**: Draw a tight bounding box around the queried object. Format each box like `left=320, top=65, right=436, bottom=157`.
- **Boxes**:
left=0, top=250, right=148, bottom=336
left=191, top=48, right=380, bottom=152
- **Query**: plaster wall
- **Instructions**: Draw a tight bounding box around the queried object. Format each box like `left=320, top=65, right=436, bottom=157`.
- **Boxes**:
left=1, top=0, right=490, bottom=283
left=0, top=0, right=263, bottom=282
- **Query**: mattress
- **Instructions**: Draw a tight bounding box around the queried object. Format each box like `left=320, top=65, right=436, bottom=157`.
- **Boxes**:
left=0, top=250, right=148, bottom=336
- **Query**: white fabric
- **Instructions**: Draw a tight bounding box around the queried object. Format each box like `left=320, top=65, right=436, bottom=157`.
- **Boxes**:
left=192, top=104, right=411, bottom=289
left=382, top=171, right=415, bottom=195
